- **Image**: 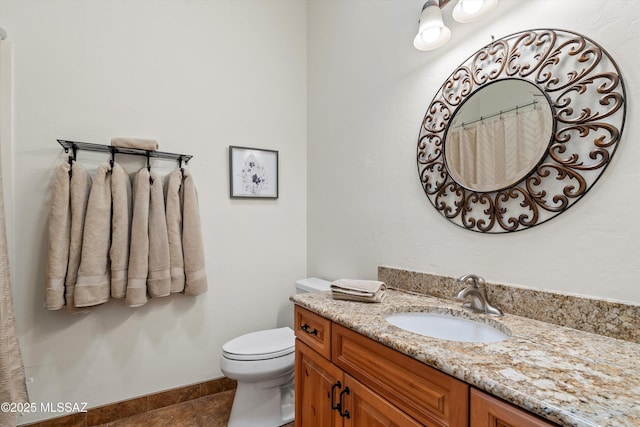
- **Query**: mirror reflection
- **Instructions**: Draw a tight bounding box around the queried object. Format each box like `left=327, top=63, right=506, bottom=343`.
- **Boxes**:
left=444, top=80, right=553, bottom=192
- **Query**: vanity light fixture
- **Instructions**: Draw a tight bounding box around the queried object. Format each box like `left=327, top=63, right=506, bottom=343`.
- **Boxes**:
left=413, top=0, right=498, bottom=51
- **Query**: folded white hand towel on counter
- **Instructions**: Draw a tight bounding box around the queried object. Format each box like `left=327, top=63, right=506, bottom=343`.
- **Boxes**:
left=111, top=137, right=159, bottom=151
left=330, top=279, right=387, bottom=303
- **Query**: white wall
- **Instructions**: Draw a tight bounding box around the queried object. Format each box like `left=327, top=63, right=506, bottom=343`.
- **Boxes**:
left=3, top=0, right=640, bottom=423
left=0, top=0, right=307, bottom=424
left=307, top=0, right=640, bottom=304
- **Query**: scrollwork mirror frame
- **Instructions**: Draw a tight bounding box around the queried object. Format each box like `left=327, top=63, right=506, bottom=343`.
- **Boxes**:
left=416, top=29, right=626, bottom=233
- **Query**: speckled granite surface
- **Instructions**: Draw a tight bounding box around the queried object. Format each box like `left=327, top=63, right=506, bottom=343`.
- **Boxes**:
left=379, top=266, right=640, bottom=344
left=291, top=290, right=640, bottom=427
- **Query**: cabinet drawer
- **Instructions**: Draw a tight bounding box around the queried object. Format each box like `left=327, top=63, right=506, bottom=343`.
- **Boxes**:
left=470, top=388, right=558, bottom=427
left=294, top=306, right=332, bottom=360
left=332, top=323, right=469, bottom=427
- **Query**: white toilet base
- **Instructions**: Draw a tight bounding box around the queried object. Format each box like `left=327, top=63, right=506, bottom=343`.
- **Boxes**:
left=228, top=373, right=294, bottom=427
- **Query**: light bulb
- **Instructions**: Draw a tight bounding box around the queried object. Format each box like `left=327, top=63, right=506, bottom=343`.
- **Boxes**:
left=461, top=0, right=483, bottom=14
left=452, top=0, right=498, bottom=23
left=413, top=0, right=451, bottom=51
left=420, top=27, right=443, bottom=43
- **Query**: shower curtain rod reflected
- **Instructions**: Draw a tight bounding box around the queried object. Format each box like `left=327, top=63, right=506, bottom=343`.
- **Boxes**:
left=454, top=99, right=539, bottom=129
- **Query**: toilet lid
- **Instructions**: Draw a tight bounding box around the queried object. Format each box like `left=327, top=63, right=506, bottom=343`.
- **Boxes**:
left=223, top=327, right=295, bottom=361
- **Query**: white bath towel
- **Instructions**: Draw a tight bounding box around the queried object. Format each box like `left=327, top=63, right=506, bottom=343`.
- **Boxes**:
left=111, top=137, right=159, bottom=151
left=330, top=279, right=387, bottom=303
left=147, top=171, right=171, bottom=298
left=46, top=162, right=72, bottom=310
left=75, top=163, right=112, bottom=307
left=164, top=169, right=185, bottom=293
left=126, top=168, right=151, bottom=307
left=65, top=162, right=92, bottom=312
left=109, top=162, right=131, bottom=298
left=182, top=169, right=207, bottom=296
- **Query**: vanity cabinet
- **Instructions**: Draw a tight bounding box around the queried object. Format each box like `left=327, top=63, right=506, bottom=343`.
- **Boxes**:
left=295, top=306, right=467, bottom=427
left=295, top=305, right=559, bottom=427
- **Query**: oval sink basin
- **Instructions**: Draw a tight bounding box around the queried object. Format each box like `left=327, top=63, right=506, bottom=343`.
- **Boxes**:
left=385, top=312, right=509, bottom=343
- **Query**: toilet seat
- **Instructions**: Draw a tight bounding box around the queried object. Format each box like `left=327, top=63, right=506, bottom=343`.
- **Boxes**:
left=223, top=327, right=295, bottom=361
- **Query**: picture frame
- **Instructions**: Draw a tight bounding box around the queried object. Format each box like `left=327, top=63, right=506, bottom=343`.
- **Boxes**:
left=229, top=146, right=279, bottom=199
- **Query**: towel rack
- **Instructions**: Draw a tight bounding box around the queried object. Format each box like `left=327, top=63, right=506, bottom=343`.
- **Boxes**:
left=57, top=140, right=193, bottom=165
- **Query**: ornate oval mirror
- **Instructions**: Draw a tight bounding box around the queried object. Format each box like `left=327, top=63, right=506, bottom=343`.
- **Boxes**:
left=417, top=29, right=626, bottom=233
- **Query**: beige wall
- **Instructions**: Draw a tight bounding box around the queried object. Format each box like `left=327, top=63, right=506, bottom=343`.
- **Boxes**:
left=0, top=0, right=307, bottom=424
left=307, top=0, right=640, bottom=304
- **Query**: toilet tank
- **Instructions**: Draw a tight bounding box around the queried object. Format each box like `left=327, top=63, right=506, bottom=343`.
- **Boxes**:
left=295, top=277, right=331, bottom=294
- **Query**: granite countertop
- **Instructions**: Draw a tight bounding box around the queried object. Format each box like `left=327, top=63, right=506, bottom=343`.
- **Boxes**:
left=291, top=289, right=640, bottom=427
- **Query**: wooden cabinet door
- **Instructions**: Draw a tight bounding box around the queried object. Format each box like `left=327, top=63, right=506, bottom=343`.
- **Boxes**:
left=343, top=374, right=423, bottom=427
left=470, top=388, right=557, bottom=427
left=333, top=323, right=468, bottom=427
left=296, top=340, right=344, bottom=427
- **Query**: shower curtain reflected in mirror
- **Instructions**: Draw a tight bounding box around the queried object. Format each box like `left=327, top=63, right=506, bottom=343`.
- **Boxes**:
left=446, top=104, right=552, bottom=192
left=0, top=34, right=29, bottom=427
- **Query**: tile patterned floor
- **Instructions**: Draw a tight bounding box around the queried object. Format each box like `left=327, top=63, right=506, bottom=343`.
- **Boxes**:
left=22, top=386, right=295, bottom=427
left=94, top=390, right=294, bottom=426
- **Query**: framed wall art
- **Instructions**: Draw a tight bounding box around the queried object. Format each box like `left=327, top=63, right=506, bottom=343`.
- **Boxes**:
left=229, top=146, right=279, bottom=199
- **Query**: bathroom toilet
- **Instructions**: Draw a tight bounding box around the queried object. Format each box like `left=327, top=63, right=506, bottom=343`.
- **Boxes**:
left=220, top=277, right=331, bottom=427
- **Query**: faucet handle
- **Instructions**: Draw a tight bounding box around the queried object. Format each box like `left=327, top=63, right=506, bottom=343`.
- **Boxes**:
left=456, top=274, right=502, bottom=316
left=457, top=273, right=484, bottom=288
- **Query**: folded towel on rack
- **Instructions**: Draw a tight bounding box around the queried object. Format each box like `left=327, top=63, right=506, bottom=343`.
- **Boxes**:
left=111, top=137, right=159, bottom=151
left=46, top=162, right=72, bottom=310
left=109, top=162, right=131, bottom=299
left=75, top=163, right=112, bottom=307
left=65, top=161, right=92, bottom=312
left=165, top=169, right=185, bottom=293
left=126, top=168, right=151, bottom=307
left=148, top=171, right=171, bottom=298
left=330, top=279, right=387, bottom=303
left=182, top=169, right=208, bottom=296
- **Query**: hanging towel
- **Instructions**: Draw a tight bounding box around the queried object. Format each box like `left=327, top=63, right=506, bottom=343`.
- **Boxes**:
left=126, top=168, right=151, bottom=307
left=111, top=137, right=159, bottom=151
left=75, top=163, right=112, bottom=307
left=165, top=169, right=185, bottom=293
left=65, top=162, right=92, bottom=312
left=45, top=162, right=71, bottom=310
left=182, top=169, right=207, bottom=296
left=330, top=279, right=387, bottom=303
left=148, top=171, right=171, bottom=298
left=110, top=162, right=131, bottom=298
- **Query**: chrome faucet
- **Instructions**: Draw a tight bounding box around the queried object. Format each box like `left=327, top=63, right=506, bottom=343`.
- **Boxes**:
left=455, top=274, right=502, bottom=316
